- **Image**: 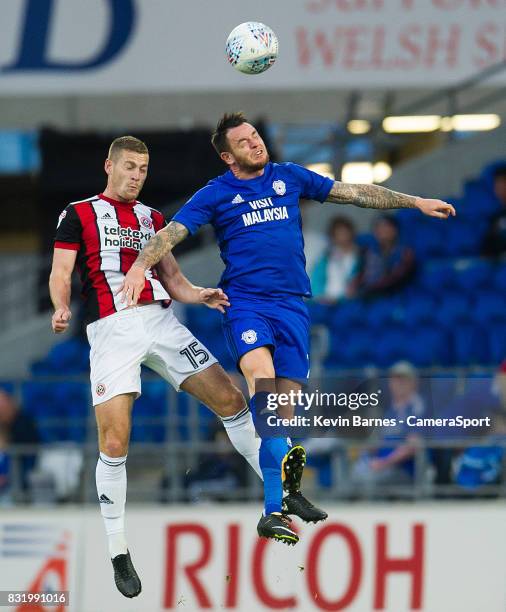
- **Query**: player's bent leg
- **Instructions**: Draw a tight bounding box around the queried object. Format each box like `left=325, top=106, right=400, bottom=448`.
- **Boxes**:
left=180, top=364, right=261, bottom=478
left=95, top=393, right=141, bottom=599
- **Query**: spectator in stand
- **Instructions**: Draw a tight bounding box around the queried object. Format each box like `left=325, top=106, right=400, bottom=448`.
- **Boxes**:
left=311, top=216, right=363, bottom=303
left=0, top=390, right=39, bottom=496
left=455, top=360, right=506, bottom=490
left=482, top=165, right=506, bottom=257
left=350, top=361, right=425, bottom=490
left=357, top=215, right=415, bottom=298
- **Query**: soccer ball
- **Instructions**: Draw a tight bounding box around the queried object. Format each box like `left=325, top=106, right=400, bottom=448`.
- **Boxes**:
left=226, top=22, right=279, bottom=75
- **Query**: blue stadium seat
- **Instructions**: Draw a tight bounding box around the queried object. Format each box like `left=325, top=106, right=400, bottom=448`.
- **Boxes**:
left=401, top=293, right=438, bottom=327
left=472, top=293, right=506, bottom=325
left=452, top=259, right=493, bottom=292
left=329, top=299, right=365, bottom=330
left=416, top=261, right=456, bottom=294
left=131, top=380, right=167, bottom=443
left=463, top=179, right=499, bottom=217
left=411, top=223, right=446, bottom=258
left=32, top=338, right=89, bottom=376
left=487, top=325, right=506, bottom=365
left=338, top=329, right=374, bottom=368
left=440, top=222, right=482, bottom=257
left=435, top=291, right=472, bottom=327
left=405, top=326, right=449, bottom=367
left=55, top=382, right=89, bottom=443
left=21, top=382, right=64, bottom=442
left=307, top=301, right=334, bottom=326
left=451, top=325, right=488, bottom=366
left=371, top=328, right=410, bottom=368
left=493, top=264, right=506, bottom=296
left=363, top=297, right=401, bottom=329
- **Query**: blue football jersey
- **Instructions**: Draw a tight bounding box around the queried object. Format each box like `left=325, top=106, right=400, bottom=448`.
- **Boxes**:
left=172, top=162, right=333, bottom=298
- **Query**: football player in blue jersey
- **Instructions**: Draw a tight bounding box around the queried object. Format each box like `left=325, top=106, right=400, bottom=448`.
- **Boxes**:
left=119, top=113, right=455, bottom=544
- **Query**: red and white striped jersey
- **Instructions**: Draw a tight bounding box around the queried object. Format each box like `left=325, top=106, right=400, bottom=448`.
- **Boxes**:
left=54, top=193, right=171, bottom=323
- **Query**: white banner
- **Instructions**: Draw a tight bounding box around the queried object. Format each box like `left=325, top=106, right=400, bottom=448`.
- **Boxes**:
left=1, top=503, right=506, bottom=611
left=0, top=0, right=505, bottom=95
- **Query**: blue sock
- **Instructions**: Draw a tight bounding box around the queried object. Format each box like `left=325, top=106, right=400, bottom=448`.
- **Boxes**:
left=251, top=393, right=289, bottom=515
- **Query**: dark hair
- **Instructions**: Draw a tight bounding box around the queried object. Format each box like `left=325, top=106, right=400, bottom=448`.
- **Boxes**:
left=211, top=112, right=248, bottom=154
left=108, top=136, right=148, bottom=160
left=493, top=165, right=506, bottom=181
left=328, top=215, right=355, bottom=237
left=375, top=214, right=399, bottom=231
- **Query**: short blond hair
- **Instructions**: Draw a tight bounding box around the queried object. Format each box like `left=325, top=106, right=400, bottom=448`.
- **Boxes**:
left=108, top=136, right=148, bottom=160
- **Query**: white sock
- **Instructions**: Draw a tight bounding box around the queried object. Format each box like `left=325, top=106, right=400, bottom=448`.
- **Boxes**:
left=221, top=407, right=262, bottom=479
left=96, top=452, right=128, bottom=558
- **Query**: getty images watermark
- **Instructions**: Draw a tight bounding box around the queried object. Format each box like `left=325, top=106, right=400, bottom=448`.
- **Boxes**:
left=252, top=375, right=497, bottom=439
left=265, top=389, right=491, bottom=430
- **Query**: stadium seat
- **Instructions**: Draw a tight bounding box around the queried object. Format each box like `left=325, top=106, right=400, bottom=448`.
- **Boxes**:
left=401, top=293, right=438, bottom=327
left=363, top=297, right=402, bottom=329
left=55, top=382, right=89, bottom=443
left=472, top=293, right=506, bottom=325
left=22, top=382, right=64, bottom=442
left=405, top=326, right=449, bottom=367
left=416, top=261, right=456, bottom=294
left=32, top=338, right=89, bottom=376
left=329, top=299, right=365, bottom=330
left=371, top=328, right=410, bottom=368
left=451, top=324, right=488, bottom=366
left=463, top=179, right=499, bottom=217
left=435, top=291, right=472, bottom=327
left=487, top=325, right=506, bottom=365
left=493, top=264, right=506, bottom=296
left=131, top=380, right=167, bottom=443
left=452, top=259, right=493, bottom=292
left=410, top=223, right=446, bottom=258
left=440, top=222, right=482, bottom=257
left=338, top=329, right=374, bottom=368
left=307, top=301, right=334, bottom=326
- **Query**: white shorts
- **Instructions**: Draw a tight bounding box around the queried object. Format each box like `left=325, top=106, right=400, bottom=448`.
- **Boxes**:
left=86, top=303, right=217, bottom=405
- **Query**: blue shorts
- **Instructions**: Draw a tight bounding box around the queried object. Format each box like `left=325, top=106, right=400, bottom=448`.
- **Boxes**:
left=222, top=296, right=310, bottom=380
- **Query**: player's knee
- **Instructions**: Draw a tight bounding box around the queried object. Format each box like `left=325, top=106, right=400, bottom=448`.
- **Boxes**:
left=219, top=385, right=247, bottom=418
left=101, top=431, right=128, bottom=457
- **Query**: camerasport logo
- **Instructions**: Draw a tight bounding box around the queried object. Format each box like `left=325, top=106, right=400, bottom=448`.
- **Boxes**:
left=140, top=216, right=153, bottom=229
left=96, top=383, right=106, bottom=396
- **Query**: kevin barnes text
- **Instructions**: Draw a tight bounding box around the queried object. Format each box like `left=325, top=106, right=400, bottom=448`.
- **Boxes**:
left=267, top=415, right=492, bottom=429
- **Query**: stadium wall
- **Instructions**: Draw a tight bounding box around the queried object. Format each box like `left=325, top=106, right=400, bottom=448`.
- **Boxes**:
left=2, top=503, right=505, bottom=612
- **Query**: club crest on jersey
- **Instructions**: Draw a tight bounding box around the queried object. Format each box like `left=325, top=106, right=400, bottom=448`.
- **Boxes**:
left=272, top=180, right=286, bottom=196
left=57, top=210, right=67, bottom=228
left=241, top=329, right=258, bottom=345
left=140, top=216, right=153, bottom=229
left=96, top=383, right=106, bottom=397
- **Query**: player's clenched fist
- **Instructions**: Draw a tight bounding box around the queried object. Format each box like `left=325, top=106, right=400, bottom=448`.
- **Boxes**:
left=52, top=307, right=71, bottom=334
left=117, top=265, right=146, bottom=306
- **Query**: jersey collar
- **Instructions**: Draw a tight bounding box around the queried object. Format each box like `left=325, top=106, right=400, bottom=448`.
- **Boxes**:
left=99, top=193, right=137, bottom=208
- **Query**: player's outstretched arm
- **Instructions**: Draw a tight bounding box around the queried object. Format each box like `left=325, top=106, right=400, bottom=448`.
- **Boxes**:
left=118, top=221, right=189, bottom=306
left=156, top=253, right=230, bottom=313
left=49, top=248, right=77, bottom=333
left=326, top=182, right=456, bottom=219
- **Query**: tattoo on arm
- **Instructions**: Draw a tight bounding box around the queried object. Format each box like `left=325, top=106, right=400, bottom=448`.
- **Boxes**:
left=326, top=182, right=417, bottom=210
left=134, top=221, right=189, bottom=269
